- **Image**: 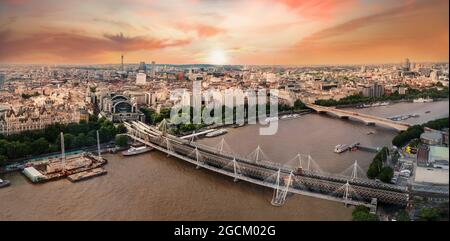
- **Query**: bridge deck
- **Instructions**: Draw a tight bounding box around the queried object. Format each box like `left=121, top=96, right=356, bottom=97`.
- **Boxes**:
left=306, top=104, right=411, bottom=131
left=124, top=121, right=409, bottom=207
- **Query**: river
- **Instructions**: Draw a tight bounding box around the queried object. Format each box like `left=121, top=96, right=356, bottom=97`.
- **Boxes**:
left=0, top=100, right=448, bottom=220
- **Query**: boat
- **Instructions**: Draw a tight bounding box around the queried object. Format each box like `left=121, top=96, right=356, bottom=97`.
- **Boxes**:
left=232, top=123, right=245, bottom=128
left=411, top=113, right=420, bottom=118
left=264, top=117, right=279, bottom=123
left=367, top=131, right=375, bottom=135
left=205, top=129, right=228, bottom=138
left=413, top=97, right=434, bottom=103
left=280, top=114, right=300, bottom=120
left=380, top=102, right=389, bottom=106
left=0, top=178, right=10, bottom=188
left=425, top=110, right=431, bottom=114
left=334, top=144, right=349, bottom=153
left=122, top=146, right=153, bottom=156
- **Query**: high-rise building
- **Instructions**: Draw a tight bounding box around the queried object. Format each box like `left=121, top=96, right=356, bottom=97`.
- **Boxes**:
left=121, top=54, right=124, bottom=71
left=361, top=82, right=384, bottom=98
left=138, top=61, right=147, bottom=73
left=0, top=73, right=5, bottom=89
left=403, top=58, right=411, bottom=71
left=151, top=61, right=156, bottom=80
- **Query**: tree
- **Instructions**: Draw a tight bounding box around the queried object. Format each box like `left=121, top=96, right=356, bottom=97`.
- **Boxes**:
left=115, top=135, right=128, bottom=148
left=294, top=99, right=306, bottom=110
left=379, top=166, right=394, bottom=183
left=31, top=138, right=49, bottom=155
left=0, top=155, right=6, bottom=167
left=396, top=210, right=410, bottom=221
left=352, top=205, right=379, bottom=221
left=418, top=208, right=441, bottom=221
left=116, top=124, right=127, bottom=134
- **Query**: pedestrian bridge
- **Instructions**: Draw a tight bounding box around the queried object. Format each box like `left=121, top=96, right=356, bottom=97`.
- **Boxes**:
left=124, top=120, right=409, bottom=209
left=306, top=104, right=411, bottom=132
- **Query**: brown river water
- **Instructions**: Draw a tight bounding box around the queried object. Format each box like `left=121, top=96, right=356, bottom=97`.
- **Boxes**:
left=0, top=100, right=448, bottom=220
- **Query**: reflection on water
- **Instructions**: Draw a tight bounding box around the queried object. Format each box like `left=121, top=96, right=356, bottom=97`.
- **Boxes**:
left=0, top=100, right=447, bottom=221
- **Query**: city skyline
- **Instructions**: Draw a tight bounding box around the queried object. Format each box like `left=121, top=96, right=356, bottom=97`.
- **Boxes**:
left=0, top=0, right=449, bottom=65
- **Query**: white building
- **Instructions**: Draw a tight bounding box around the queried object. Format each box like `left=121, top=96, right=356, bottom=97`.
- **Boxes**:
left=136, top=73, right=147, bottom=85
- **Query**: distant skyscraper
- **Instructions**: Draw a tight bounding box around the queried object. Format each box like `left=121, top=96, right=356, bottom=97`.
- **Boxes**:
left=151, top=61, right=156, bottom=80
left=121, top=54, right=124, bottom=71
left=138, top=61, right=147, bottom=73
left=0, top=73, right=5, bottom=89
left=403, top=58, right=411, bottom=71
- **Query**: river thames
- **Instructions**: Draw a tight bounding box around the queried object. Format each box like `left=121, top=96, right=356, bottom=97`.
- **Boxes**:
left=0, top=100, right=448, bottom=220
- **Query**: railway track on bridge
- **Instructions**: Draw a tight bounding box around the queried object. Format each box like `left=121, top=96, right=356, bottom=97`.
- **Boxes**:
left=124, top=121, right=409, bottom=207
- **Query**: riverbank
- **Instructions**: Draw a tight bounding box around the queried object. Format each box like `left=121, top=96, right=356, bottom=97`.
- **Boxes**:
left=334, top=97, right=449, bottom=109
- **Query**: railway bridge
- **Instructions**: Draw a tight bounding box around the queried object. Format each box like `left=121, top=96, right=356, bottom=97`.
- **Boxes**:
left=123, top=120, right=409, bottom=209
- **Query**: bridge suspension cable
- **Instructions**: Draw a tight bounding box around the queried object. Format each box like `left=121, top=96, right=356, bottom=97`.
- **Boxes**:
left=271, top=170, right=294, bottom=206
left=247, top=145, right=271, bottom=163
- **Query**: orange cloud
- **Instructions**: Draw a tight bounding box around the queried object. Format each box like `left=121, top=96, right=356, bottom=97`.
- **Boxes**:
left=0, top=30, right=191, bottom=63
left=176, top=23, right=224, bottom=38
left=275, top=0, right=356, bottom=20
left=283, top=0, right=449, bottom=64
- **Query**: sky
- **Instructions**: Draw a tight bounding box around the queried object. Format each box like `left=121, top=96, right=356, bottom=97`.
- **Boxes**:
left=0, top=0, right=448, bottom=65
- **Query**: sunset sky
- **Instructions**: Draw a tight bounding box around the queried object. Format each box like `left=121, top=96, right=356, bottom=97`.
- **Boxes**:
left=0, top=0, right=448, bottom=65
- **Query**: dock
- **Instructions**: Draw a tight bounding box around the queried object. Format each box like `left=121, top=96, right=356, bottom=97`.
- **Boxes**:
left=67, top=168, right=107, bottom=182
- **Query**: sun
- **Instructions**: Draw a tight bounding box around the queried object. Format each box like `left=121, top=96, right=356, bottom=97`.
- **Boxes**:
left=208, top=49, right=227, bottom=65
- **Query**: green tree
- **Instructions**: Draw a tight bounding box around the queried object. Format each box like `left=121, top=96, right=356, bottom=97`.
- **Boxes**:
left=379, top=166, right=394, bottom=183
left=352, top=205, right=379, bottom=221
left=0, top=155, right=7, bottom=167
left=31, top=138, right=49, bottom=155
left=115, top=135, right=128, bottom=147
left=418, top=208, right=441, bottom=221
left=116, top=124, right=127, bottom=134
left=396, top=210, right=410, bottom=221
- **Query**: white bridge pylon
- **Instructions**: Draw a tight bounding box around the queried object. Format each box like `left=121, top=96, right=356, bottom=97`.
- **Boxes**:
left=330, top=180, right=363, bottom=205
left=271, top=169, right=295, bottom=206
left=338, top=160, right=367, bottom=181
left=215, top=138, right=235, bottom=156
left=247, top=145, right=271, bottom=163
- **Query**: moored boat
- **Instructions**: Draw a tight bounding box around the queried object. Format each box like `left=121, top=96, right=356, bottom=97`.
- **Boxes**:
left=334, top=144, right=349, bottom=153
left=0, top=178, right=11, bottom=188
left=205, top=129, right=228, bottom=138
left=122, top=146, right=153, bottom=156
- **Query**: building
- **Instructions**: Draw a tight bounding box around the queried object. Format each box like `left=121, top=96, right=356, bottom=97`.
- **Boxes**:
left=138, top=61, right=147, bottom=73
left=417, top=144, right=429, bottom=166
left=151, top=61, right=156, bottom=80
left=0, top=73, right=5, bottom=89
left=420, top=128, right=443, bottom=145
left=136, top=73, right=147, bottom=85
left=403, top=58, right=411, bottom=71
left=0, top=105, right=80, bottom=135
left=428, top=146, right=449, bottom=170
left=361, top=83, right=384, bottom=98
left=99, top=93, right=144, bottom=123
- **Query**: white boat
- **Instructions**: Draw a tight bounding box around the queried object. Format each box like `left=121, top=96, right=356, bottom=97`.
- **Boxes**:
left=205, top=129, right=228, bottom=138
left=0, top=178, right=11, bottom=188
left=413, top=97, right=434, bottom=103
left=380, top=102, right=389, bottom=106
left=281, top=114, right=301, bottom=120
left=122, top=146, right=153, bottom=156
left=371, top=102, right=381, bottom=107
left=334, top=144, right=349, bottom=153
left=264, top=117, right=279, bottom=123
